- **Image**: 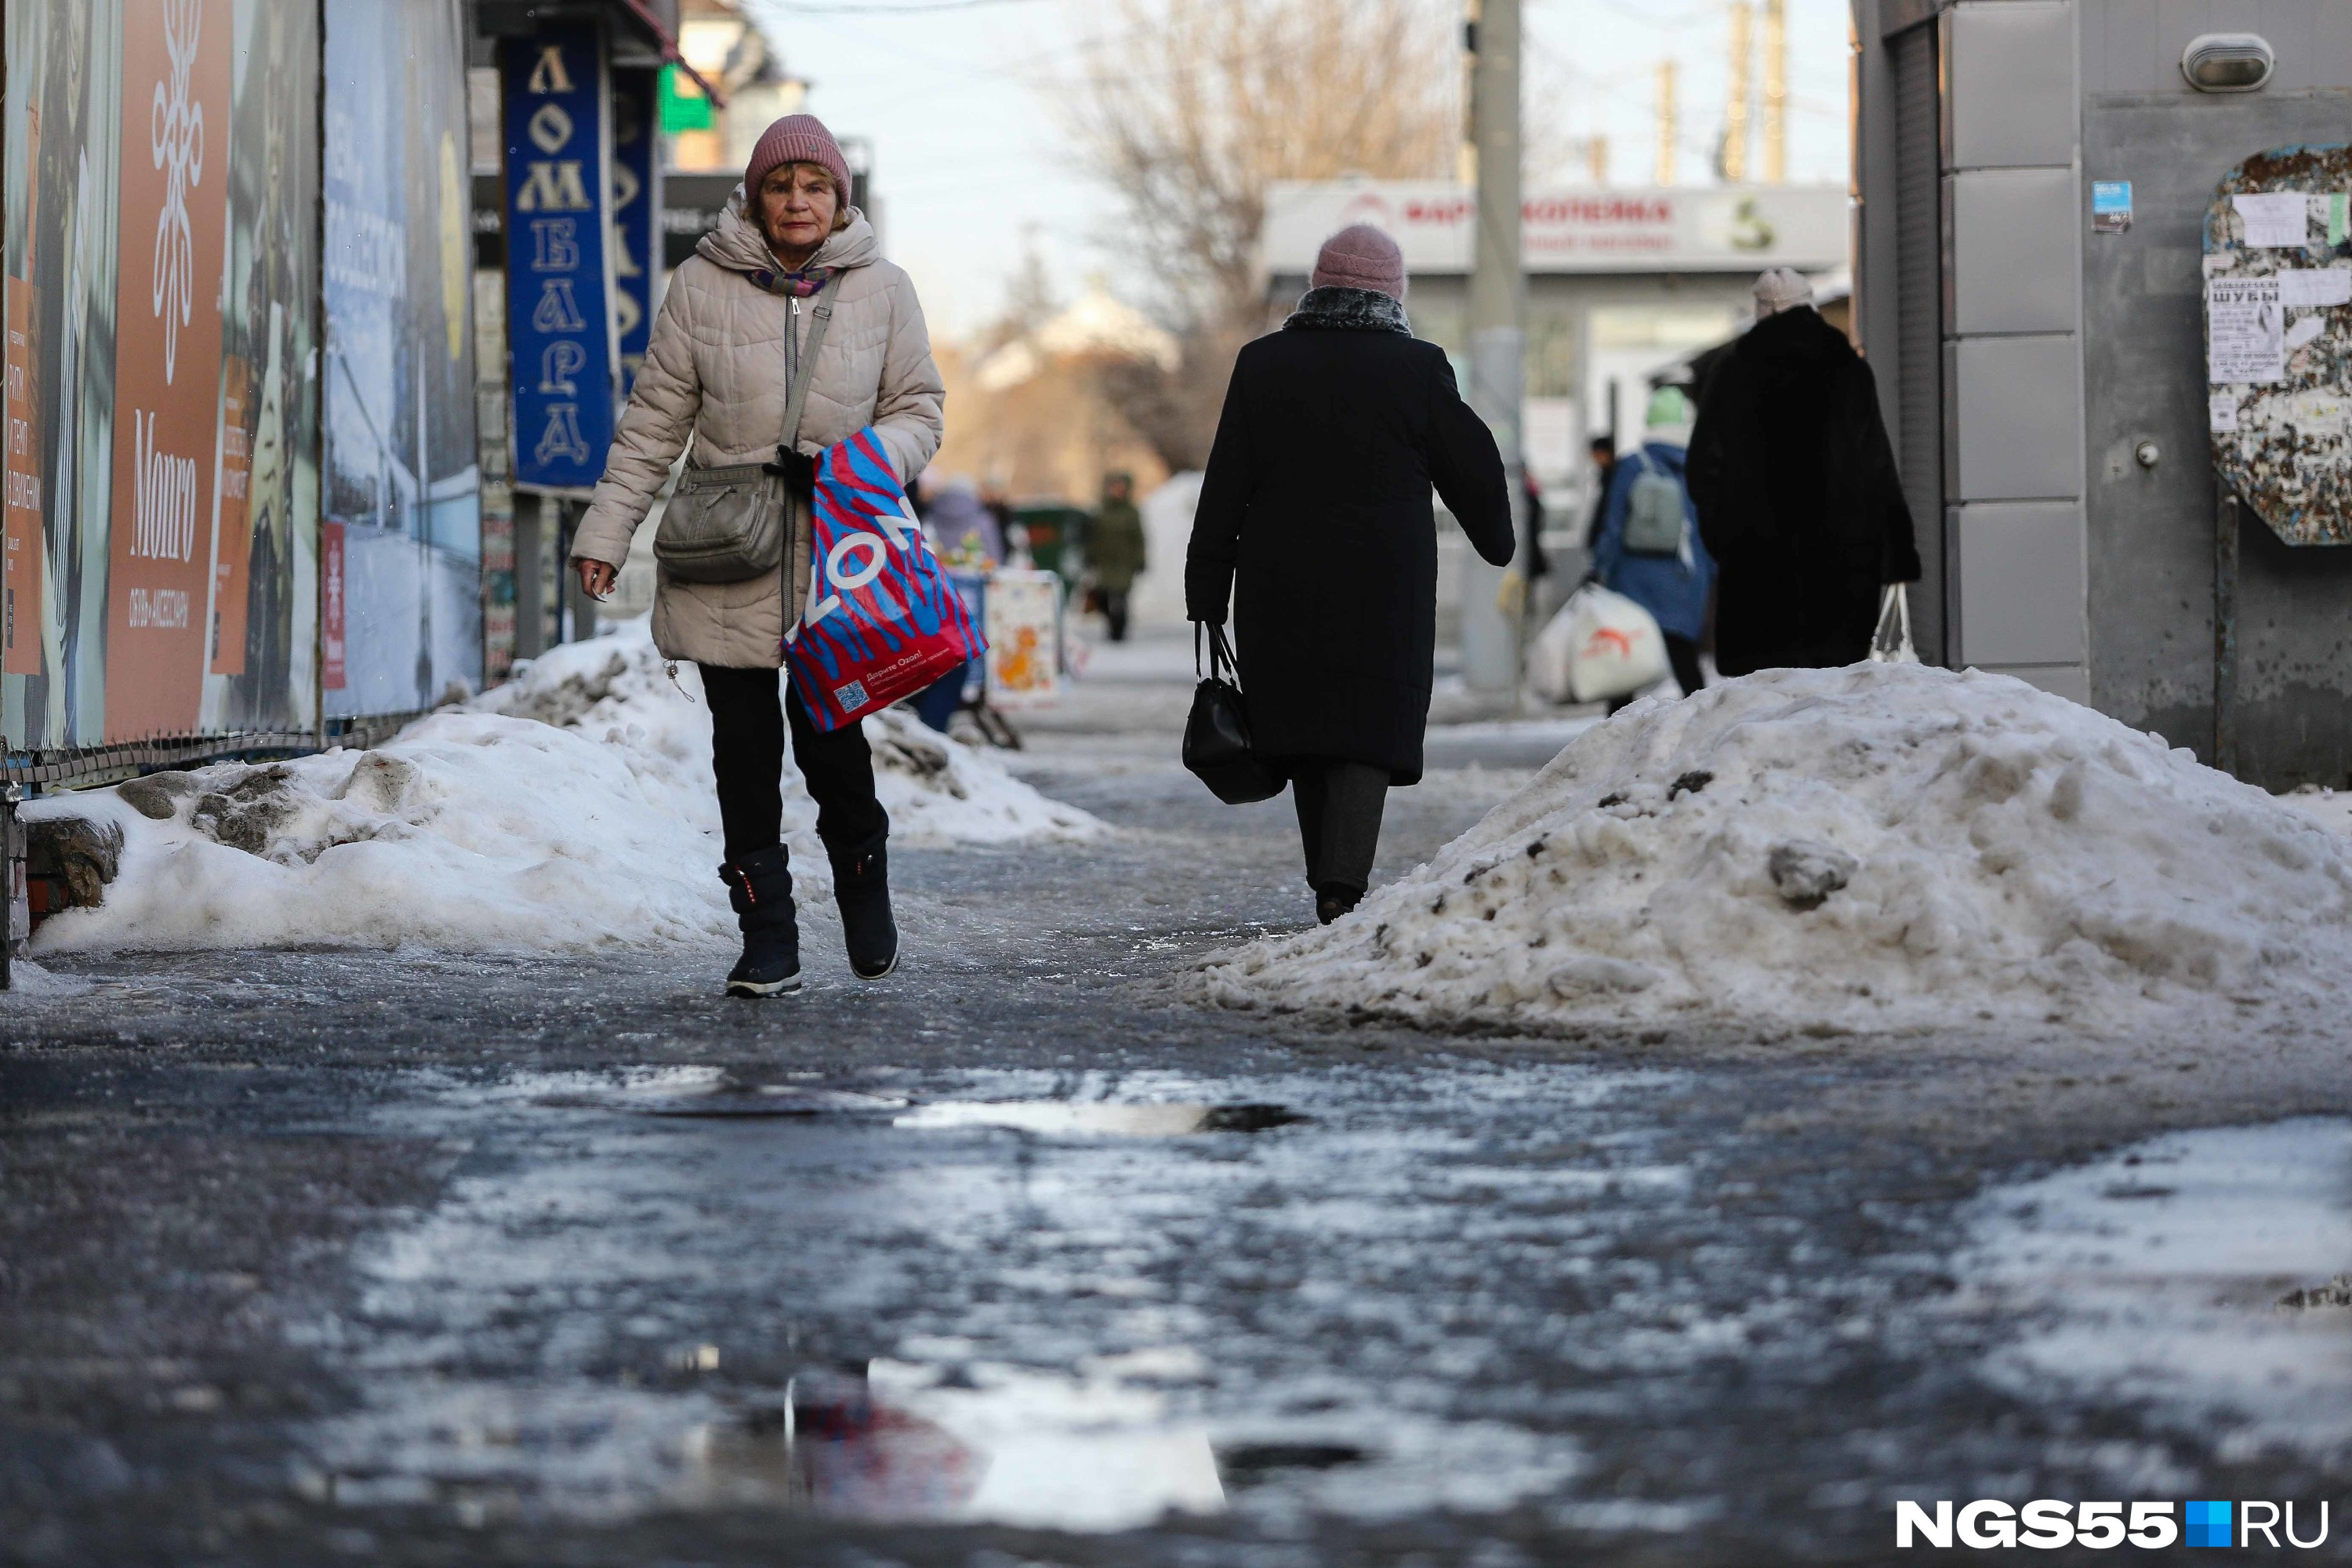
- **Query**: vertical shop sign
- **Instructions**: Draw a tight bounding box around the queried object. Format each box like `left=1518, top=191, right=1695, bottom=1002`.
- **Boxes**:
left=3, top=103, right=41, bottom=679
left=208, top=356, right=252, bottom=673
left=610, top=67, right=660, bottom=395
left=3, top=287, right=42, bottom=677
left=103, top=0, right=233, bottom=739
left=321, top=521, right=346, bottom=689
left=502, top=26, right=617, bottom=492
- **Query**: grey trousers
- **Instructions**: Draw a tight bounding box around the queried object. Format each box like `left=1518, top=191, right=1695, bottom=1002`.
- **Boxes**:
left=1290, top=760, right=1389, bottom=895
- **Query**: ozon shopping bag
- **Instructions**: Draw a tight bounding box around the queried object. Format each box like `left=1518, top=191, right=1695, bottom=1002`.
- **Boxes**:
left=786, top=428, right=986, bottom=731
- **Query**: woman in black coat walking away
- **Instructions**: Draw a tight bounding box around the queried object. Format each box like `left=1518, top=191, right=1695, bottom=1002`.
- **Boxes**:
left=1187, top=224, right=1515, bottom=926
left=1685, top=267, right=1921, bottom=676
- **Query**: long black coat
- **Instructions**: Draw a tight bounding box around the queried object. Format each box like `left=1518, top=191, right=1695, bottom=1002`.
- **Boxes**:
left=1686, top=306, right=1922, bottom=677
left=1186, top=316, right=1513, bottom=785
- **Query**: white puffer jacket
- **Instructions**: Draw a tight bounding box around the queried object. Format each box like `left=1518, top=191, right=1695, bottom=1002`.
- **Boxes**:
left=571, top=196, right=945, bottom=668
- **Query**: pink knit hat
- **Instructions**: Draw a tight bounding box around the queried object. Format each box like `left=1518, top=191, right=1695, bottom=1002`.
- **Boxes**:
left=1311, top=223, right=1406, bottom=300
left=744, top=114, right=853, bottom=206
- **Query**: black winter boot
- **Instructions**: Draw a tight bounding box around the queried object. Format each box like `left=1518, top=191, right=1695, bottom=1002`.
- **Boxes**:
left=720, top=846, right=801, bottom=997
left=829, top=828, right=898, bottom=981
left=1313, top=883, right=1363, bottom=926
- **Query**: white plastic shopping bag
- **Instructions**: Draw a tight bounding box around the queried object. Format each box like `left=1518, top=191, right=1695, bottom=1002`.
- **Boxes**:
left=1868, top=584, right=1919, bottom=664
left=1561, top=584, right=1669, bottom=703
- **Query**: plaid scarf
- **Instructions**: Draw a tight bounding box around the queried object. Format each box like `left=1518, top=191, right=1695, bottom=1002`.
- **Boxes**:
left=749, top=264, right=837, bottom=298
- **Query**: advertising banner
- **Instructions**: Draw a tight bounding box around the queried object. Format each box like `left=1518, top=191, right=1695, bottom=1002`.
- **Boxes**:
left=611, top=67, right=660, bottom=395
left=503, top=25, right=618, bottom=493
left=984, top=569, right=1063, bottom=709
left=102, top=0, right=234, bottom=741
left=207, top=355, right=252, bottom=673
left=4, top=287, right=42, bottom=676
left=323, top=0, right=481, bottom=717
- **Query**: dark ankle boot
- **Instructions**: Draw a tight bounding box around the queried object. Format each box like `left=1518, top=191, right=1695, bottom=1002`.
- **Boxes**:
left=1313, top=883, right=1363, bottom=926
left=829, top=827, right=898, bottom=981
left=720, top=845, right=800, bottom=997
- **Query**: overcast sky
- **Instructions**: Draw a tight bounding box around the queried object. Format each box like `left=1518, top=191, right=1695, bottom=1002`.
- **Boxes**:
left=748, top=0, right=1853, bottom=340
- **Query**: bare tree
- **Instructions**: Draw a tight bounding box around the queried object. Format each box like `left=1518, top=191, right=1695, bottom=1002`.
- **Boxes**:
left=1055, top=0, right=1461, bottom=466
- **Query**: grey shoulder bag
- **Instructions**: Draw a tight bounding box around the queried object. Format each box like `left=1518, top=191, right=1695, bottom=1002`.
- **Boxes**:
left=654, top=273, right=841, bottom=584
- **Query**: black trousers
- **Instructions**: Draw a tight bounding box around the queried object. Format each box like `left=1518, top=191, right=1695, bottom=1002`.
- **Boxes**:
left=699, top=663, right=887, bottom=863
left=1290, top=759, right=1388, bottom=895
left=1103, top=590, right=1132, bottom=642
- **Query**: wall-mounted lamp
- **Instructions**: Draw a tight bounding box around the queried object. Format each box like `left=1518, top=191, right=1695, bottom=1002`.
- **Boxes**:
left=2182, top=34, right=2275, bottom=93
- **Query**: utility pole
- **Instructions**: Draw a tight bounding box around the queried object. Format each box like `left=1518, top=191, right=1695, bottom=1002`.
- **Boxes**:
left=1655, top=59, right=1679, bottom=187
left=1586, top=133, right=1609, bottom=187
left=1761, top=0, right=1788, bottom=183
left=1722, top=3, right=1752, bottom=183
left=1461, top=0, right=1524, bottom=695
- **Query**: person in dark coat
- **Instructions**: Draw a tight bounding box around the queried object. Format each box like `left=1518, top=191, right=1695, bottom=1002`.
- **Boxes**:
left=1187, top=223, right=1514, bottom=926
left=1686, top=267, right=1921, bottom=677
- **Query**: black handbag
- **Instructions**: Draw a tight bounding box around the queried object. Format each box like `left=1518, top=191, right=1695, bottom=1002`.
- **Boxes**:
left=1182, top=622, right=1284, bottom=804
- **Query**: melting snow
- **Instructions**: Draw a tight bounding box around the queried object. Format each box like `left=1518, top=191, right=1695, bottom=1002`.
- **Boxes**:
left=26, top=619, right=1098, bottom=956
left=1203, top=663, right=2352, bottom=1033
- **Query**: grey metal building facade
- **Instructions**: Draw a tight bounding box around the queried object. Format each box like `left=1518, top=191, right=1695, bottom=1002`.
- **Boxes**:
left=1853, top=0, right=2352, bottom=785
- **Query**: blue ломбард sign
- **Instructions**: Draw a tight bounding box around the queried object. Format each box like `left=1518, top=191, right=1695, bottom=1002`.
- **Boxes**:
left=503, top=26, right=618, bottom=492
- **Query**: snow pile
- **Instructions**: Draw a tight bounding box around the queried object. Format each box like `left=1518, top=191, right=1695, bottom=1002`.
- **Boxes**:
left=1203, top=663, right=2352, bottom=1033
left=471, top=619, right=1103, bottom=848
left=28, top=712, right=736, bottom=953
left=27, top=621, right=1098, bottom=956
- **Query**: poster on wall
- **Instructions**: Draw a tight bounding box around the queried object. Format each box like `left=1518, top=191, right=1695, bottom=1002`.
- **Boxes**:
left=206, top=0, right=324, bottom=728
left=322, top=0, right=481, bottom=717
left=100, top=0, right=234, bottom=742
left=503, top=24, right=618, bottom=493
left=1, top=0, right=325, bottom=753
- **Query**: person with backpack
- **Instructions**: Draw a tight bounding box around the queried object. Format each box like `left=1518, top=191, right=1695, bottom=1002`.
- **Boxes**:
left=1586, top=385, right=1714, bottom=706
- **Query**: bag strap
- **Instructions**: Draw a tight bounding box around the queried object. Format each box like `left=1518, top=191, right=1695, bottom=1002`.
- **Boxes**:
left=778, top=273, right=844, bottom=459
left=1195, top=621, right=1239, bottom=684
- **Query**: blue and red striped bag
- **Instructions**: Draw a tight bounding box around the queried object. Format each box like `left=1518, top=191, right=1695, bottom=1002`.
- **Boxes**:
left=786, top=427, right=987, bottom=732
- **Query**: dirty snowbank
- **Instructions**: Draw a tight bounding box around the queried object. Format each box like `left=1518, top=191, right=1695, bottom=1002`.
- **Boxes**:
left=470, top=619, right=1103, bottom=850
left=28, top=621, right=1098, bottom=956
left=1203, top=663, right=2352, bottom=1033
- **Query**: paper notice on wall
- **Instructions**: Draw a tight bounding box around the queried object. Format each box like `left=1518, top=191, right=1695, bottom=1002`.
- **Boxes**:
left=2278, top=268, right=2352, bottom=307
left=2209, top=390, right=2240, bottom=433
left=2286, top=314, right=2328, bottom=351
left=2235, top=192, right=2311, bottom=249
left=2207, top=275, right=2285, bottom=383
left=2288, top=390, right=2352, bottom=437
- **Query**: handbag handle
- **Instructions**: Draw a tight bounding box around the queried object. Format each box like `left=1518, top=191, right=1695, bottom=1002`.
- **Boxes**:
left=1193, top=620, right=1239, bottom=684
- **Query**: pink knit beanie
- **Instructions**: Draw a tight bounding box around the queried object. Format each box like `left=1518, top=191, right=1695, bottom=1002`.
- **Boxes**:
left=1311, top=223, right=1406, bottom=300
left=744, top=114, right=853, bottom=205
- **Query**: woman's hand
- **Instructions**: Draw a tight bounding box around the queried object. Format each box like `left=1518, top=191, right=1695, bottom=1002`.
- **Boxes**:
left=576, top=559, right=618, bottom=601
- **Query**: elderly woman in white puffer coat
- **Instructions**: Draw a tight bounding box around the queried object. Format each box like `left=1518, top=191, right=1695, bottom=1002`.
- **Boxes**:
left=572, top=114, right=944, bottom=999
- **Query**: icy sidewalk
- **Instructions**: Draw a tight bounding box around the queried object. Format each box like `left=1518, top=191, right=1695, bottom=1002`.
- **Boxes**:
left=1204, top=662, right=2352, bottom=1036
left=24, top=622, right=1101, bottom=956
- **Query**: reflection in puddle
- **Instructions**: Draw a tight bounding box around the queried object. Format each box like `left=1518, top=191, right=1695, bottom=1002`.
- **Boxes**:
left=686, top=1359, right=1225, bottom=1531
left=530, top=1069, right=909, bottom=1118
left=893, top=1101, right=1305, bottom=1137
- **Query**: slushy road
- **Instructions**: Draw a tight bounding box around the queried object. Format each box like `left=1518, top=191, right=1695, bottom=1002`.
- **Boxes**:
left=5, top=636, right=2349, bottom=1565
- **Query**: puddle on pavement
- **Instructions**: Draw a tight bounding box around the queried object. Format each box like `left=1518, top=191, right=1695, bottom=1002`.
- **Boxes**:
left=1958, top=1116, right=2352, bottom=1464
left=892, top=1101, right=1305, bottom=1137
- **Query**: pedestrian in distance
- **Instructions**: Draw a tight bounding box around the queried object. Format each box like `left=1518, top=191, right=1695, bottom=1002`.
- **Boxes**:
left=1686, top=267, right=1920, bottom=676
left=1187, top=223, right=1514, bottom=927
left=570, top=114, right=945, bottom=998
left=1586, top=384, right=1714, bottom=710
left=1581, top=433, right=1618, bottom=548
left=1088, top=472, right=1147, bottom=643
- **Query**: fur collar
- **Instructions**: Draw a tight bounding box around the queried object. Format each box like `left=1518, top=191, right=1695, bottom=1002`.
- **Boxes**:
left=1283, top=285, right=1410, bottom=336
